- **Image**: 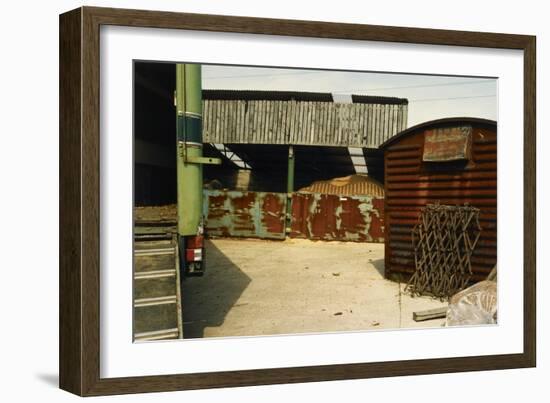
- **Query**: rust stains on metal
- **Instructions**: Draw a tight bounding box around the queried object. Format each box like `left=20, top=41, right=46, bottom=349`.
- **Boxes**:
left=423, top=126, right=472, bottom=162
left=203, top=190, right=286, bottom=240
left=381, top=118, right=497, bottom=281
left=228, top=192, right=256, bottom=232
left=135, top=189, right=385, bottom=244
left=290, top=193, right=385, bottom=243
left=369, top=198, right=385, bottom=240
left=262, top=192, right=287, bottom=235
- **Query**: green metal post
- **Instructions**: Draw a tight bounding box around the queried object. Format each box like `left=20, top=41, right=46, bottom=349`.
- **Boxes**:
left=176, top=64, right=204, bottom=237
left=287, top=145, right=295, bottom=194
left=286, top=145, right=295, bottom=233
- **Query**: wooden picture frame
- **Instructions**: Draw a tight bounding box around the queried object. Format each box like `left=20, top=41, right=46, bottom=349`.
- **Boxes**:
left=59, top=6, right=536, bottom=396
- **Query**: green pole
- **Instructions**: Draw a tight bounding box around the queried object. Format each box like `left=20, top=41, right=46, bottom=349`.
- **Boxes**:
left=286, top=145, right=295, bottom=233
left=175, top=64, right=203, bottom=237
left=287, top=145, right=295, bottom=194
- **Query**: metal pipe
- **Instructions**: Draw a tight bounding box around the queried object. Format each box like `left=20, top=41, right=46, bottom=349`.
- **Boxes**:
left=287, top=145, right=295, bottom=194
left=286, top=145, right=295, bottom=232
left=175, top=64, right=203, bottom=237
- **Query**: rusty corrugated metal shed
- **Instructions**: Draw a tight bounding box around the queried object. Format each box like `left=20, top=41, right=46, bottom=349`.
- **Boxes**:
left=380, top=117, right=497, bottom=281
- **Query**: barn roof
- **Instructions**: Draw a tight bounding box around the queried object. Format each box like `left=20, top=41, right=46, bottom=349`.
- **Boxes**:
left=203, top=89, right=334, bottom=102
left=203, top=89, right=408, bottom=105
left=202, top=90, right=409, bottom=148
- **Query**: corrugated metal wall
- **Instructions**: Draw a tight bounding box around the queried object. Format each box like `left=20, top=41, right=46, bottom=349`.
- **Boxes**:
left=203, top=190, right=287, bottom=240
left=203, top=190, right=385, bottom=243
left=382, top=118, right=497, bottom=281
left=202, top=100, right=407, bottom=148
left=290, top=193, right=385, bottom=242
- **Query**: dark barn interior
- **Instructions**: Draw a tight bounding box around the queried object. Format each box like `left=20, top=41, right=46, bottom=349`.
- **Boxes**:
left=133, top=62, right=391, bottom=205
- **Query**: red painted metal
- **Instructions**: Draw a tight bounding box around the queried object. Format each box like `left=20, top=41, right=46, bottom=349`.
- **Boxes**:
left=185, top=235, right=204, bottom=249
left=381, top=118, right=497, bottom=281
left=184, top=235, right=204, bottom=262
left=290, top=193, right=384, bottom=242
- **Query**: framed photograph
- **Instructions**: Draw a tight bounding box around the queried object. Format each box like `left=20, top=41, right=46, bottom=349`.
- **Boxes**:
left=59, top=6, right=536, bottom=396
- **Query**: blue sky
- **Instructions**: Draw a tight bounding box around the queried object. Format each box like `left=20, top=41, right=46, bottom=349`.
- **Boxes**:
left=202, top=65, right=497, bottom=127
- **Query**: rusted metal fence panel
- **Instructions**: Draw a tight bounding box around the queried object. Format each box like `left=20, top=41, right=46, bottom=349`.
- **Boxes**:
left=290, top=193, right=385, bottom=242
left=203, top=190, right=287, bottom=240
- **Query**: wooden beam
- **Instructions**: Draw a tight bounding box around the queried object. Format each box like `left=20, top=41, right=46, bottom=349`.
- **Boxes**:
left=413, top=307, right=447, bottom=322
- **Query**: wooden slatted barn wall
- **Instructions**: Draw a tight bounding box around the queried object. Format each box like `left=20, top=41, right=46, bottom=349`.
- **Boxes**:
left=382, top=118, right=497, bottom=282
left=202, top=99, right=408, bottom=147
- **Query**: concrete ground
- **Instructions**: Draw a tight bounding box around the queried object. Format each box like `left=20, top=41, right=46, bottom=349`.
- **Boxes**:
left=182, top=238, right=447, bottom=338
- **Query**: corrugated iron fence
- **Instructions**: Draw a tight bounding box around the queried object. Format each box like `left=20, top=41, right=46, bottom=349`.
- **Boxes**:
left=203, top=190, right=287, bottom=240
left=290, top=193, right=385, bottom=242
left=204, top=190, right=384, bottom=242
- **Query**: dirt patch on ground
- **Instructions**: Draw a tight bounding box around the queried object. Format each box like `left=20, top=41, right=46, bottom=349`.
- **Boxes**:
left=182, top=238, right=446, bottom=338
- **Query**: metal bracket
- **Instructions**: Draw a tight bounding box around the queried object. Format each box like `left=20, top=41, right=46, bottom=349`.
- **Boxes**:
left=185, top=155, right=222, bottom=165
left=177, top=143, right=220, bottom=165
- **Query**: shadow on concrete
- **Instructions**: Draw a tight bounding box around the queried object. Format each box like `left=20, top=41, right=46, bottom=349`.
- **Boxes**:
left=35, top=373, right=58, bottom=388
left=182, top=239, right=251, bottom=338
left=371, top=258, right=385, bottom=278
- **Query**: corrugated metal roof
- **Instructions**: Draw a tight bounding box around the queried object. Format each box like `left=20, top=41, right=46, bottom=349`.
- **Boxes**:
left=203, top=99, right=408, bottom=147
left=204, top=90, right=409, bottom=105
left=298, top=174, right=385, bottom=197
left=203, top=89, right=333, bottom=102
left=352, top=94, right=409, bottom=105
